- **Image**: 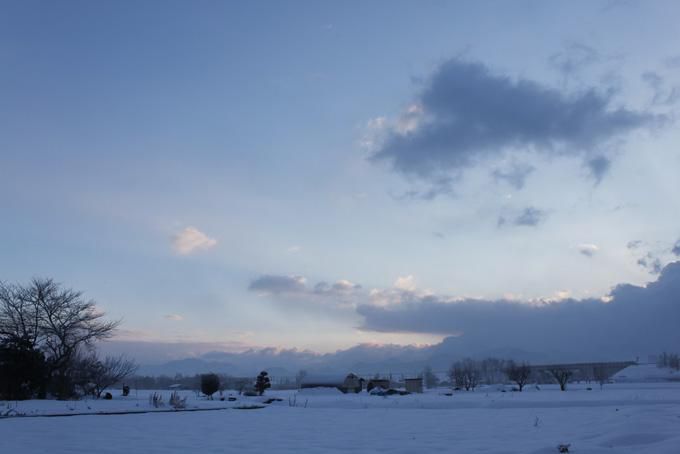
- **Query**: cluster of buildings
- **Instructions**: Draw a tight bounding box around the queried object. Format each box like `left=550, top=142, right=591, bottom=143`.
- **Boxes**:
left=300, top=373, right=424, bottom=394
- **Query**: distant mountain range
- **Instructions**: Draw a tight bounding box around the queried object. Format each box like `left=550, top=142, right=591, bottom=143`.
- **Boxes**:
left=136, top=335, right=575, bottom=377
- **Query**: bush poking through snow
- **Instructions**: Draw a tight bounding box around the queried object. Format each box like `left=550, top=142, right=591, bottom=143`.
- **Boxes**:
left=200, top=373, right=220, bottom=399
left=169, top=391, right=187, bottom=409
left=149, top=392, right=164, bottom=408
left=558, top=443, right=571, bottom=453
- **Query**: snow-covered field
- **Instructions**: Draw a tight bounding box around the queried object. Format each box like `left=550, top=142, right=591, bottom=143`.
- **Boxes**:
left=2, top=382, right=680, bottom=453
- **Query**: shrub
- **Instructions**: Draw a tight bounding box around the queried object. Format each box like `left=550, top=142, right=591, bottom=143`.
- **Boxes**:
left=254, top=371, right=271, bottom=396
left=201, top=373, right=220, bottom=398
left=0, top=339, right=48, bottom=400
left=149, top=392, right=164, bottom=408
left=169, top=391, right=187, bottom=409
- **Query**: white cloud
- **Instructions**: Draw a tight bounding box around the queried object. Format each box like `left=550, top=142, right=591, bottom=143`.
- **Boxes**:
left=172, top=227, right=217, bottom=255
left=394, top=275, right=416, bottom=291
left=287, top=245, right=301, bottom=253
left=394, top=103, right=424, bottom=135
left=358, top=116, right=388, bottom=150
left=164, top=314, right=184, bottom=321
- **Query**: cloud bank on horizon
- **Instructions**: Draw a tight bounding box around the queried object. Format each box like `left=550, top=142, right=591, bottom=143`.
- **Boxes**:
left=245, top=259, right=680, bottom=363
left=110, top=260, right=680, bottom=371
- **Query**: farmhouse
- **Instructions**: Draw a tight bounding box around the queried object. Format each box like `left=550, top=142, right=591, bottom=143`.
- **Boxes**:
left=404, top=378, right=423, bottom=393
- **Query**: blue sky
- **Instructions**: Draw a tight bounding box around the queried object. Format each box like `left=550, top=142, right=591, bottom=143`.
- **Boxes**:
left=2, top=1, right=679, bottom=359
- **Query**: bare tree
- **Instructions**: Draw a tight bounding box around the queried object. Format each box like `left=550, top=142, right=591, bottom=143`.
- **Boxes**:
left=592, top=366, right=608, bottom=389
left=462, top=359, right=480, bottom=391
left=449, top=363, right=466, bottom=389
left=450, top=359, right=480, bottom=391
left=85, top=354, right=138, bottom=398
left=479, top=358, right=508, bottom=385
left=1, top=279, right=120, bottom=399
left=505, top=361, right=531, bottom=392
left=0, top=282, right=40, bottom=346
left=548, top=368, right=572, bottom=391
left=28, top=279, right=119, bottom=397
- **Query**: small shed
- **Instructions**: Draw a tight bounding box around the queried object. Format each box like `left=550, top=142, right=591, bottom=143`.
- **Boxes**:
left=405, top=378, right=423, bottom=393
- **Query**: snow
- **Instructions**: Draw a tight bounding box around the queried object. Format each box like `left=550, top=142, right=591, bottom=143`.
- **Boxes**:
left=297, top=386, right=344, bottom=395
left=2, top=383, right=680, bottom=453
left=612, top=364, right=680, bottom=382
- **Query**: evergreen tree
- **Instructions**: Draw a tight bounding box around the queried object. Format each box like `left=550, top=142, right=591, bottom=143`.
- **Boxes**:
left=200, top=373, right=220, bottom=398
left=254, top=371, right=271, bottom=395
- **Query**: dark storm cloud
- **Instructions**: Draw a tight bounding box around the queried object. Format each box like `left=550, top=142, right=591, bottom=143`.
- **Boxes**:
left=248, top=275, right=306, bottom=294
left=577, top=244, right=599, bottom=258
left=357, top=261, right=680, bottom=358
left=492, top=163, right=534, bottom=189
left=586, top=155, right=611, bottom=183
left=514, top=207, right=546, bottom=226
left=248, top=274, right=362, bottom=308
left=637, top=256, right=663, bottom=274
left=498, top=207, right=546, bottom=228
left=672, top=240, right=680, bottom=257
left=371, top=59, right=659, bottom=191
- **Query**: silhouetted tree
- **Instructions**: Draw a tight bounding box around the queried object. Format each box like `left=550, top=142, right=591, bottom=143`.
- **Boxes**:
left=255, top=371, right=271, bottom=395
left=449, top=359, right=480, bottom=391
left=0, top=338, right=47, bottom=400
left=0, top=279, right=119, bottom=399
left=549, top=368, right=572, bottom=391
left=200, top=373, right=220, bottom=398
left=85, top=354, right=138, bottom=398
left=449, top=363, right=466, bottom=389
left=505, top=361, right=531, bottom=392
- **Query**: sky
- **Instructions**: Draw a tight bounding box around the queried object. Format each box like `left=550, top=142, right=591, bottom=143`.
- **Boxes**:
left=1, top=0, right=679, bottom=363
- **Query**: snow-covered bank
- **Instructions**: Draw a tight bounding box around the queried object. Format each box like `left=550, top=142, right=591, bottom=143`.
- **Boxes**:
left=1, top=383, right=680, bottom=453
